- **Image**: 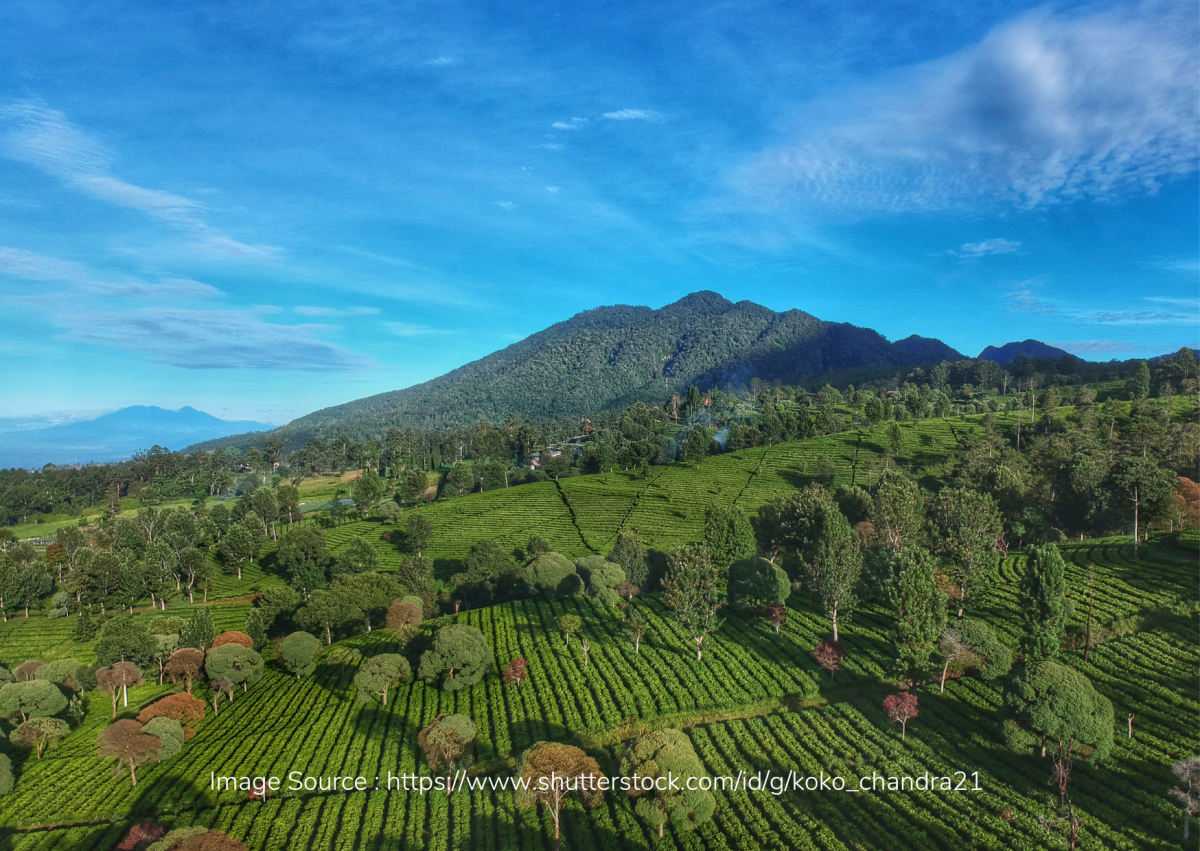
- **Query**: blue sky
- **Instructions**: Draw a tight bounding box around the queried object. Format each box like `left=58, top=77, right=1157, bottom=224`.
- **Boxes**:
left=0, top=0, right=1196, bottom=425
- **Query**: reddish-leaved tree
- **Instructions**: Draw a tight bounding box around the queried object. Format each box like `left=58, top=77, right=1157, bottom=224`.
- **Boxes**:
left=165, top=648, right=206, bottom=694
left=502, top=658, right=528, bottom=687
left=883, top=692, right=919, bottom=741
left=97, top=720, right=161, bottom=787
left=211, top=631, right=254, bottom=650
left=813, top=640, right=844, bottom=680
left=763, top=603, right=788, bottom=634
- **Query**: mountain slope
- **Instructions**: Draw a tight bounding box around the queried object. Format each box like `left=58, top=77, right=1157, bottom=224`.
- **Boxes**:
left=224, top=292, right=961, bottom=447
left=0, top=407, right=272, bottom=469
left=978, top=339, right=1070, bottom=366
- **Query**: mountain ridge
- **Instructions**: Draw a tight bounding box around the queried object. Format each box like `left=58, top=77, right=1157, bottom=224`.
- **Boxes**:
left=197, top=291, right=964, bottom=451
left=0, top=406, right=272, bottom=469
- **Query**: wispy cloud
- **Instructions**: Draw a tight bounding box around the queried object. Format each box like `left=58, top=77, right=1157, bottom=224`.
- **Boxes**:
left=956, top=238, right=1021, bottom=257
left=735, top=2, right=1198, bottom=214
left=1047, top=339, right=1157, bottom=355
left=0, top=100, right=278, bottom=258
left=294, top=305, right=380, bottom=316
left=1005, top=285, right=1197, bottom=325
left=494, top=200, right=516, bottom=210
left=602, top=109, right=661, bottom=121
left=0, top=246, right=221, bottom=298
left=1141, top=258, right=1200, bottom=274
left=55, top=308, right=368, bottom=370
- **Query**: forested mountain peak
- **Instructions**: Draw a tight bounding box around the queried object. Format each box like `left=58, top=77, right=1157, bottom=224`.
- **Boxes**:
left=208, top=292, right=962, bottom=448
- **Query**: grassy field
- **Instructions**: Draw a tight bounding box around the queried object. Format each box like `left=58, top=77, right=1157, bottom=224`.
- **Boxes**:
left=0, top=536, right=1193, bottom=850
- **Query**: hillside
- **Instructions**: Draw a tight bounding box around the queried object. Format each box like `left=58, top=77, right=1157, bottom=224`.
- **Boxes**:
left=196, top=292, right=961, bottom=450
left=978, top=339, right=1071, bottom=366
left=0, top=406, right=272, bottom=470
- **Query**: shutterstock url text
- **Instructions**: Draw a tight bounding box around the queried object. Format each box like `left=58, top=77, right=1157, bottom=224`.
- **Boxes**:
left=212, top=769, right=982, bottom=797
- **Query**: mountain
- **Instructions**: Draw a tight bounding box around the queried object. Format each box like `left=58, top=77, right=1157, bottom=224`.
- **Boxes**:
left=977, top=339, right=1071, bottom=366
left=0, top=407, right=273, bottom=469
left=200, top=291, right=962, bottom=450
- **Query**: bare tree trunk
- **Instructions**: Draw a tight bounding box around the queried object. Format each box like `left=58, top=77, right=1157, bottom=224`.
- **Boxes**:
left=831, top=602, right=839, bottom=642
left=940, top=659, right=949, bottom=693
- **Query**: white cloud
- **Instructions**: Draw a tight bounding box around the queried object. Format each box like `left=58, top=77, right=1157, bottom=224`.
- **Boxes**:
left=552, top=122, right=578, bottom=130
left=1004, top=284, right=1197, bottom=325
left=0, top=100, right=278, bottom=258
left=602, top=109, right=661, bottom=121
left=545, top=186, right=560, bottom=194
left=958, top=238, right=1021, bottom=257
left=734, top=2, right=1198, bottom=214
left=54, top=308, right=368, bottom=370
left=494, top=200, right=516, bottom=210
left=1047, top=339, right=1156, bottom=355
left=0, top=246, right=222, bottom=298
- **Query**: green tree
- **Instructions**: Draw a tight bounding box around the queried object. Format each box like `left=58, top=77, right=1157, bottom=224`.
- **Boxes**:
left=1129, top=361, right=1152, bottom=399
left=219, top=522, right=262, bottom=581
left=662, top=544, right=722, bottom=661
left=417, top=624, right=492, bottom=691
left=929, top=487, right=1002, bottom=618
left=682, top=425, right=712, bottom=465
left=443, top=462, right=475, bottom=497
left=353, top=467, right=386, bottom=517
left=399, top=469, right=428, bottom=504
left=278, top=631, right=322, bottom=679
left=726, top=557, right=790, bottom=612
left=0, top=680, right=67, bottom=724
left=405, top=515, right=433, bottom=556
left=779, top=486, right=862, bottom=641
left=333, top=536, right=380, bottom=576
left=180, top=609, right=216, bottom=651
left=203, top=644, right=264, bottom=696
left=11, top=717, right=69, bottom=759
left=331, top=572, right=402, bottom=632
left=556, top=613, right=582, bottom=647
left=1019, top=545, right=1073, bottom=662
left=418, top=714, right=477, bottom=794
left=870, top=469, right=924, bottom=552
left=94, top=615, right=156, bottom=667
left=889, top=549, right=947, bottom=684
left=608, top=531, right=648, bottom=588
left=1111, top=456, right=1175, bottom=555
left=277, top=527, right=329, bottom=593
left=142, top=716, right=184, bottom=761
left=575, top=556, right=624, bottom=606
left=523, top=552, right=581, bottom=599
left=464, top=539, right=518, bottom=585
left=296, top=588, right=362, bottom=645
left=354, top=654, right=411, bottom=705
left=1003, top=661, right=1114, bottom=806
left=703, top=504, right=756, bottom=568
left=620, top=729, right=716, bottom=839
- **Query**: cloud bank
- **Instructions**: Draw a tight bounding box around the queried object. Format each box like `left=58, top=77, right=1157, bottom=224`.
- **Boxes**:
left=734, top=2, right=1199, bottom=214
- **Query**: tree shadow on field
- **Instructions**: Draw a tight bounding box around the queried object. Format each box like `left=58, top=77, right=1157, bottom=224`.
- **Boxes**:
left=779, top=468, right=818, bottom=490
left=354, top=701, right=416, bottom=746
left=508, top=717, right=575, bottom=760
left=432, top=558, right=464, bottom=583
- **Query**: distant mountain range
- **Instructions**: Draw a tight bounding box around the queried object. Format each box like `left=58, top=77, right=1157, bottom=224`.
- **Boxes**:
left=977, top=339, right=1071, bottom=366
left=197, top=291, right=964, bottom=450
left=0, top=407, right=272, bottom=470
